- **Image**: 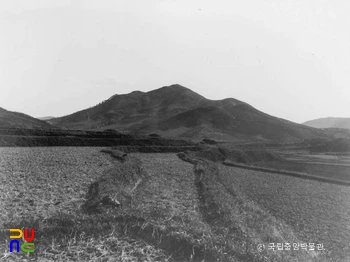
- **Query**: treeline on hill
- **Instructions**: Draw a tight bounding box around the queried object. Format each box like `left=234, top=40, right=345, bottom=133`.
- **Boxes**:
left=0, top=128, right=199, bottom=150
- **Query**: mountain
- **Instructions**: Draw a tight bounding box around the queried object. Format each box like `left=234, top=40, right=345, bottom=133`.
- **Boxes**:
left=0, top=107, right=53, bottom=129
left=51, top=84, right=207, bottom=131
left=37, top=116, right=55, bottom=121
left=50, top=84, right=328, bottom=141
left=303, top=117, right=350, bottom=129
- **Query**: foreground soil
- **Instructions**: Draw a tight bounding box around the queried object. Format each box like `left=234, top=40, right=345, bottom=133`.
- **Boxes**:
left=0, top=147, right=331, bottom=261
left=0, top=147, right=114, bottom=223
left=218, top=164, right=350, bottom=261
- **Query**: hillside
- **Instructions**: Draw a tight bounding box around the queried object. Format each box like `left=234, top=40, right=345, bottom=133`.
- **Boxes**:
left=37, top=116, right=55, bottom=121
left=50, top=84, right=208, bottom=131
left=0, top=107, right=53, bottom=129
left=303, top=117, right=350, bottom=129
left=50, top=84, right=329, bottom=141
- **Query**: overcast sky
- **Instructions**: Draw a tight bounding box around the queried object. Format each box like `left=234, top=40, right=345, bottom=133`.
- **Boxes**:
left=1, top=0, right=349, bottom=123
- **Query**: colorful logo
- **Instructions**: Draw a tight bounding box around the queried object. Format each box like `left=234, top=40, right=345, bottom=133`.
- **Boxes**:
left=9, top=228, right=35, bottom=253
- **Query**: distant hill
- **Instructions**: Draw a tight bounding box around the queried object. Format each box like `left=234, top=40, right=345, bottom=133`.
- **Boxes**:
left=303, top=117, right=350, bottom=129
left=0, top=107, right=53, bottom=129
left=50, top=84, right=329, bottom=141
left=37, top=116, right=55, bottom=121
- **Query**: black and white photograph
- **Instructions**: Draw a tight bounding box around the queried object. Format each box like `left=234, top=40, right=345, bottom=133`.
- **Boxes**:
left=1, top=1, right=350, bottom=261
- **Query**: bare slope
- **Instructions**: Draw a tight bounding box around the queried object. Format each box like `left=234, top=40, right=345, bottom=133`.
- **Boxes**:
left=303, top=117, right=350, bottom=129
left=0, top=107, right=52, bottom=129
left=50, top=84, right=329, bottom=141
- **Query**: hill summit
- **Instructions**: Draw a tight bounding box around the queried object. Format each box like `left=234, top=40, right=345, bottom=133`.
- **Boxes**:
left=50, top=84, right=327, bottom=141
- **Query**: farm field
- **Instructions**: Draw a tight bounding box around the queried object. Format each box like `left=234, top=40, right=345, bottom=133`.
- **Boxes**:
left=0, top=147, right=336, bottom=261
left=218, top=164, right=350, bottom=261
left=217, top=142, right=350, bottom=183
left=0, top=147, right=117, bottom=261
left=0, top=147, right=114, bottom=223
left=252, top=160, right=350, bottom=183
left=283, top=152, right=350, bottom=165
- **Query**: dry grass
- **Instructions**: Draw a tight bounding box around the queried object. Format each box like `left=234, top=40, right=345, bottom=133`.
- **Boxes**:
left=1, top=218, right=170, bottom=261
left=0, top=148, right=169, bottom=261
left=218, top=164, right=350, bottom=261
left=0, top=147, right=335, bottom=261
left=177, top=152, right=326, bottom=261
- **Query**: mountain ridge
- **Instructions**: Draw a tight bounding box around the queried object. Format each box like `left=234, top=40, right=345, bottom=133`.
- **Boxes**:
left=49, top=84, right=329, bottom=141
